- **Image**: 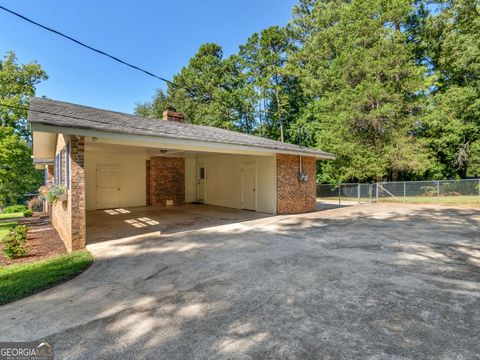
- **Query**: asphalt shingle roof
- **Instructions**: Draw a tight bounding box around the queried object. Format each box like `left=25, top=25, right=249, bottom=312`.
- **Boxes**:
left=28, top=97, right=334, bottom=158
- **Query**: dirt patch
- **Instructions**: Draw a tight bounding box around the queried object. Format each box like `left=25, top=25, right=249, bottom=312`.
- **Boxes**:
left=0, top=213, right=67, bottom=266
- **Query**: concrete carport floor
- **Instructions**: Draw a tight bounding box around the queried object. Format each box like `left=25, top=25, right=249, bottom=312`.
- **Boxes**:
left=86, top=204, right=270, bottom=244
left=0, top=203, right=479, bottom=359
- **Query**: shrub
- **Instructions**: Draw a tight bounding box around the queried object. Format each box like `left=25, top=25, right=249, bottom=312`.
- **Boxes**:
left=28, top=197, right=44, bottom=212
left=2, top=225, right=28, bottom=259
left=2, top=205, right=27, bottom=214
left=23, top=209, right=33, bottom=217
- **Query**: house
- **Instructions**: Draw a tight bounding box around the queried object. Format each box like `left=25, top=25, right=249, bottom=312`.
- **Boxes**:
left=29, top=97, right=335, bottom=251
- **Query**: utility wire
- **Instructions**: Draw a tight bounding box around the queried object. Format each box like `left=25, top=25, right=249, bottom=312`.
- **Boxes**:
left=0, top=4, right=178, bottom=87
left=0, top=5, right=263, bottom=134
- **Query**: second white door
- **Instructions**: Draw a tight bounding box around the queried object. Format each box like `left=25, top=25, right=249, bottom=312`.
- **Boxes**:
left=241, top=162, right=256, bottom=211
left=97, top=165, right=121, bottom=209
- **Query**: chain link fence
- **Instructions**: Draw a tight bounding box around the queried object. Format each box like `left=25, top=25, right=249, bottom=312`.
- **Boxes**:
left=317, top=179, right=480, bottom=207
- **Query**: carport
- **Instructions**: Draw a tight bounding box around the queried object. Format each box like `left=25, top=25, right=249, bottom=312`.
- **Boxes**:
left=29, top=97, right=334, bottom=251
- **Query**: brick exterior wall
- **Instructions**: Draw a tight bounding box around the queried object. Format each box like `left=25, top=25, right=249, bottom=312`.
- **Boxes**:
left=50, top=134, right=86, bottom=252
left=69, top=136, right=86, bottom=250
left=276, top=154, right=317, bottom=214
left=145, top=159, right=151, bottom=206
left=147, top=156, right=185, bottom=207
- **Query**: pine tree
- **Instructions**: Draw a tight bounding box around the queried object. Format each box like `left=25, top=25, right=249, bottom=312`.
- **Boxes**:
left=289, top=0, right=433, bottom=182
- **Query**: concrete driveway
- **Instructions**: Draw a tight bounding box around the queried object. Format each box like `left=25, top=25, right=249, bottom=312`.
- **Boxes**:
left=1, top=204, right=479, bottom=359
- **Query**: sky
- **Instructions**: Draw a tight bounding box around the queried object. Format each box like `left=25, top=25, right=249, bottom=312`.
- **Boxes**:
left=0, top=0, right=296, bottom=113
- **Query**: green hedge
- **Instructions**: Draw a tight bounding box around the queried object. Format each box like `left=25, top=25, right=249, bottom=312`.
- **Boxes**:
left=2, top=205, right=27, bottom=214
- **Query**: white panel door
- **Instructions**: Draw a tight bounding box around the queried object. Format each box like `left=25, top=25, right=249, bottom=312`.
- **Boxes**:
left=97, top=165, right=121, bottom=209
left=241, top=162, right=256, bottom=211
left=197, top=162, right=206, bottom=202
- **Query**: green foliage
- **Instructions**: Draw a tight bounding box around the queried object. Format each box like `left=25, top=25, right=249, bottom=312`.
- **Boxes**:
left=289, top=0, right=434, bottom=182
left=39, top=184, right=65, bottom=204
left=0, top=52, right=46, bottom=207
left=2, top=204, right=27, bottom=213
left=0, top=51, right=48, bottom=140
left=2, top=224, right=28, bottom=259
left=135, top=0, right=480, bottom=182
left=0, top=250, right=93, bottom=304
left=417, top=0, right=480, bottom=178
left=0, top=128, right=44, bottom=207
left=23, top=209, right=33, bottom=217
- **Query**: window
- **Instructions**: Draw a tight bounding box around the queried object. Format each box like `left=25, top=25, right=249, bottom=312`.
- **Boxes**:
left=54, top=155, right=57, bottom=185
left=65, top=143, right=70, bottom=189
left=58, top=151, right=62, bottom=186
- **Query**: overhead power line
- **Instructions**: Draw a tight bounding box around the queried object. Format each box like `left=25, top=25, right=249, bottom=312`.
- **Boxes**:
left=0, top=4, right=177, bottom=87
left=0, top=5, right=261, bottom=130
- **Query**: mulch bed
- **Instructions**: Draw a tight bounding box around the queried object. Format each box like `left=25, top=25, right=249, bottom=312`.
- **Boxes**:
left=0, top=213, right=67, bottom=266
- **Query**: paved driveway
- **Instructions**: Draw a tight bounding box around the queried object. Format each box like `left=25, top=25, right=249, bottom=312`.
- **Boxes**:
left=1, top=204, right=479, bottom=359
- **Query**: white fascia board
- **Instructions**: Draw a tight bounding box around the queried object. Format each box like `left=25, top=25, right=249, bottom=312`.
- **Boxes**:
left=31, top=123, right=335, bottom=160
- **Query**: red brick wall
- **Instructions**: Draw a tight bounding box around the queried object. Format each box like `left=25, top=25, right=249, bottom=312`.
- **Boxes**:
left=276, top=154, right=317, bottom=214
left=146, top=159, right=151, bottom=206
left=70, top=136, right=86, bottom=250
left=50, top=134, right=86, bottom=252
left=147, top=157, right=185, bottom=207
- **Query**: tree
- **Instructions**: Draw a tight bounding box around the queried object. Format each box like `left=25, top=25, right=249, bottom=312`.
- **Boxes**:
left=0, top=51, right=47, bottom=206
left=0, top=127, right=43, bottom=206
left=134, top=89, right=169, bottom=119
left=419, top=0, right=480, bottom=178
left=167, top=43, right=245, bottom=130
left=0, top=51, right=48, bottom=140
left=239, top=26, right=301, bottom=141
left=289, top=0, right=433, bottom=182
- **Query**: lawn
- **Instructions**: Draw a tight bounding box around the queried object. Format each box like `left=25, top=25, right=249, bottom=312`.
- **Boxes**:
left=0, top=221, right=17, bottom=240
left=0, top=212, right=23, bottom=220
left=318, top=196, right=480, bottom=207
left=0, top=250, right=93, bottom=305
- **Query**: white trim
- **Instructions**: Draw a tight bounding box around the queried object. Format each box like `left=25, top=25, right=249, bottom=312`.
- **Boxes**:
left=31, top=123, right=335, bottom=160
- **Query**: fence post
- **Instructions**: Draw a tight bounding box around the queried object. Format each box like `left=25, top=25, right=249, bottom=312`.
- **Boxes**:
left=478, top=178, right=480, bottom=197
left=376, top=182, right=379, bottom=203
left=357, top=183, right=360, bottom=204
left=403, top=181, right=406, bottom=203
left=436, top=180, right=440, bottom=204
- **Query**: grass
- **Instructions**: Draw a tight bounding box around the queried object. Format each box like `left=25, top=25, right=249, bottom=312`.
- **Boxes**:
left=0, top=222, right=17, bottom=241
left=0, top=212, right=23, bottom=220
left=0, top=250, right=94, bottom=305
left=379, top=196, right=480, bottom=206
left=318, top=196, right=480, bottom=207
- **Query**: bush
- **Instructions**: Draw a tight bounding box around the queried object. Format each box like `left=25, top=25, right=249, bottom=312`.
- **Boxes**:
left=23, top=209, right=33, bottom=217
left=28, top=197, right=43, bottom=212
left=2, top=225, right=28, bottom=259
left=2, top=205, right=27, bottom=214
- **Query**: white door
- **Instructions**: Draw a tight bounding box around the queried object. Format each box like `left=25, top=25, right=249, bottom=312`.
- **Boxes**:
left=97, top=165, right=121, bottom=209
left=241, top=162, right=256, bottom=211
left=197, top=162, right=206, bottom=202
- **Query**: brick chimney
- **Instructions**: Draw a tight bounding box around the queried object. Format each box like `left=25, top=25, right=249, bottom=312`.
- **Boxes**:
left=162, top=107, right=185, bottom=123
